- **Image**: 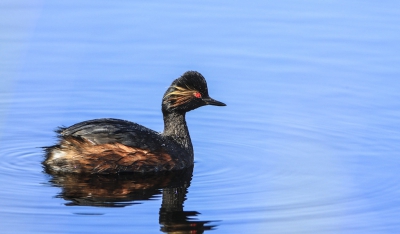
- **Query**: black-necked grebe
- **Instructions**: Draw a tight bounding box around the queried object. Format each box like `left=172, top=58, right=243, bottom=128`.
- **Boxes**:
left=43, top=71, right=226, bottom=174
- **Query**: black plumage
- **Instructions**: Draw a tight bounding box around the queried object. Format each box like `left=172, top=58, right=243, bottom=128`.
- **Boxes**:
left=43, top=71, right=226, bottom=174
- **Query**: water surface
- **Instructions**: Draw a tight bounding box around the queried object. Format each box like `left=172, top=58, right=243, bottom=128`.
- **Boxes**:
left=1, top=0, right=400, bottom=233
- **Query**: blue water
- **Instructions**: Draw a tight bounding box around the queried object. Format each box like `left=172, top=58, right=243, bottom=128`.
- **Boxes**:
left=1, top=1, right=400, bottom=233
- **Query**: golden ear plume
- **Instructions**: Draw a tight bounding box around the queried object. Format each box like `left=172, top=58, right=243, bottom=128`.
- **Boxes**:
left=164, top=85, right=198, bottom=107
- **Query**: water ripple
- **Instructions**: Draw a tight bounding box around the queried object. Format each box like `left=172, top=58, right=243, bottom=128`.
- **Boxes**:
left=190, top=135, right=400, bottom=232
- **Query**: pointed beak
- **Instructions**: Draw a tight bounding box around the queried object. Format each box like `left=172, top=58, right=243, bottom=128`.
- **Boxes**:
left=203, top=97, right=226, bottom=106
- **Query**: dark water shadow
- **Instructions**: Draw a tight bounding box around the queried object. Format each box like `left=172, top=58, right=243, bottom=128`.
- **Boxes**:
left=45, top=167, right=217, bottom=233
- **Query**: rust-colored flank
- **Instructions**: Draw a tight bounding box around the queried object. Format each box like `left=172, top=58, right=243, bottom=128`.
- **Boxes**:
left=47, top=137, right=176, bottom=174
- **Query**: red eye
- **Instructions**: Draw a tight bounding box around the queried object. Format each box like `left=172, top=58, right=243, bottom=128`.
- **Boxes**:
left=194, top=92, right=202, bottom=98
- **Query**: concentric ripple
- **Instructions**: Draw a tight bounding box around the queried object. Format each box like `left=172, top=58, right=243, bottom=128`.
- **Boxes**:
left=187, top=122, right=400, bottom=233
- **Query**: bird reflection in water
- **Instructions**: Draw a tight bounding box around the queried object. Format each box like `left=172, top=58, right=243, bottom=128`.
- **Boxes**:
left=45, top=166, right=217, bottom=233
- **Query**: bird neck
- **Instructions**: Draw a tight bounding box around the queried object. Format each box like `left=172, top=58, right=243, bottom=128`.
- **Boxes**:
left=162, top=111, right=193, bottom=157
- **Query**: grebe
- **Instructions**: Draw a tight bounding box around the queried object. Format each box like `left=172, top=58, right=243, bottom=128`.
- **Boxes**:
left=43, top=71, right=226, bottom=174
